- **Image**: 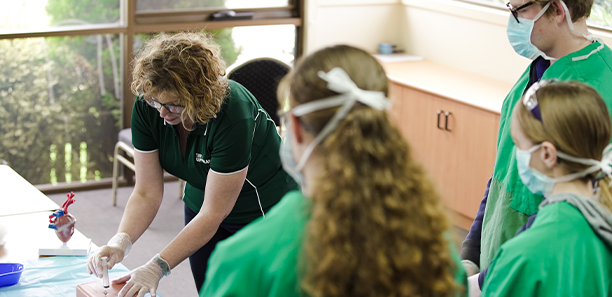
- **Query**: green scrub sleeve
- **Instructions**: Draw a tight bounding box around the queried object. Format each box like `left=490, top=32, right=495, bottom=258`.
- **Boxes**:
left=210, top=118, right=254, bottom=173
left=130, top=99, right=158, bottom=152
left=200, top=246, right=258, bottom=297
left=482, top=248, right=538, bottom=297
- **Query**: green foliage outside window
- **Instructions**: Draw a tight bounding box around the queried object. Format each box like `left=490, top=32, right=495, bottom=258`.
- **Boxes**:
left=0, top=0, right=241, bottom=185
left=591, top=0, right=612, bottom=28
left=46, top=0, right=120, bottom=24
left=0, top=36, right=116, bottom=185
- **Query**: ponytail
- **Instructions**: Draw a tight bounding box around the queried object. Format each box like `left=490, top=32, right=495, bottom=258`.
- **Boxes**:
left=300, top=107, right=462, bottom=297
left=598, top=177, right=612, bottom=212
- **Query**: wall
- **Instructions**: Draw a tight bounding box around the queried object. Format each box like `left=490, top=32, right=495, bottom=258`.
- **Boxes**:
left=305, top=0, right=612, bottom=84
left=401, top=0, right=527, bottom=83
left=400, top=0, right=612, bottom=83
left=304, top=0, right=402, bottom=55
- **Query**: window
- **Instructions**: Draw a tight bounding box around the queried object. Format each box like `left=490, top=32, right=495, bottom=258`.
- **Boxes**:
left=0, top=0, right=120, bottom=32
left=0, top=35, right=121, bottom=185
left=137, top=0, right=290, bottom=11
left=458, top=0, right=612, bottom=30
left=590, top=0, right=612, bottom=29
left=0, top=0, right=302, bottom=189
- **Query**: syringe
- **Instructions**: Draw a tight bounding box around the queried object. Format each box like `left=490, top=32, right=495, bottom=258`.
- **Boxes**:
left=101, top=257, right=109, bottom=296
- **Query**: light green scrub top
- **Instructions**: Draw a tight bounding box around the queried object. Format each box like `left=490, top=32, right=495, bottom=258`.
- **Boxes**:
left=201, top=191, right=468, bottom=297
left=481, top=42, right=612, bottom=268
left=482, top=201, right=612, bottom=296
left=131, top=80, right=299, bottom=224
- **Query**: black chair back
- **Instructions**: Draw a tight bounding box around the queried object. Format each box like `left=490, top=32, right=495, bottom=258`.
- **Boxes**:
left=228, top=58, right=291, bottom=126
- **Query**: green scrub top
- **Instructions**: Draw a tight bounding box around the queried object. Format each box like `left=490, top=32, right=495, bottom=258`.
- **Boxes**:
left=131, top=80, right=299, bottom=224
left=482, top=201, right=612, bottom=296
left=480, top=42, right=612, bottom=269
left=200, top=191, right=468, bottom=297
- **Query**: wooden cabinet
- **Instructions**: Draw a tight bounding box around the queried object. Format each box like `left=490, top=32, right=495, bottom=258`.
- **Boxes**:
left=389, top=82, right=499, bottom=230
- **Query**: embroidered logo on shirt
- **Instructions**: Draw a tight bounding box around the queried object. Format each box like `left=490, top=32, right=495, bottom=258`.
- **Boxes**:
left=195, top=153, right=210, bottom=164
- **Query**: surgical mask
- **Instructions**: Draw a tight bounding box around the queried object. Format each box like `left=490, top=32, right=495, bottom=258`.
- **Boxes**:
left=507, top=1, right=596, bottom=61
left=507, top=2, right=553, bottom=60
left=279, top=67, right=392, bottom=188
left=279, top=119, right=306, bottom=187
left=516, top=144, right=612, bottom=197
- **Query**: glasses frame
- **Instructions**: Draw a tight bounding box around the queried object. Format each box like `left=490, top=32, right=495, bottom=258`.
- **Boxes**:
left=506, top=1, right=537, bottom=23
left=145, top=97, right=185, bottom=114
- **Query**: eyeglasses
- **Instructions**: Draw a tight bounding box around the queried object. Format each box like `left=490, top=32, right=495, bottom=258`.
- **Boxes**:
left=506, top=1, right=536, bottom=23
left=145, top=97, right=185, bottom=114
left=522, top=79, right=558, bottom=122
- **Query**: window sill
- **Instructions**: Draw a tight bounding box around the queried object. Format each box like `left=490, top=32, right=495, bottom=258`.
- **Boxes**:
left=402, top=0, right=612, bottom=36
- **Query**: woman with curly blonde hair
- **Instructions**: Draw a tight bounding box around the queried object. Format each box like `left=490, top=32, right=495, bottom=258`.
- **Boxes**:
left=201, top=45, right=467, bottom=297
left=86, top=32, right=298, bottom=297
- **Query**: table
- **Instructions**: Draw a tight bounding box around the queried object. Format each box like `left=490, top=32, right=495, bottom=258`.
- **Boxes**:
left=0, top=212, right=91, bottom=262
left=0, top=165, right=59, bottom=217
left=0, top=166, right=149, bottom=297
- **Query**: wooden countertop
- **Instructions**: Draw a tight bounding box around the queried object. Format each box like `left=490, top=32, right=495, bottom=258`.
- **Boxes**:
left=379, top=60, right=514, bottom=114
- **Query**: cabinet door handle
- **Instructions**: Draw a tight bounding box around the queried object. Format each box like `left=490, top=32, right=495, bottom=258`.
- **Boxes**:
left=437, top=110, right=443, bottom=130
left=444, top=111, right=452, bottom=131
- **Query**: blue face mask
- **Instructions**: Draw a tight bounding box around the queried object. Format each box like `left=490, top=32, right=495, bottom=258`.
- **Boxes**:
left=516, top=144, right=554, bottom=196
left=279, top=117, right=306, bottom=188
left=516, top=144, right=607, bottom=197
left=506, top=2, right=552, bottom=60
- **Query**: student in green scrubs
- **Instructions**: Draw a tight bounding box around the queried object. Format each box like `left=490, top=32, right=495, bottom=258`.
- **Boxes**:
left=482, top=81, right=612, bottom=296
left=86, top=32, right=298, bottom=297
left=462, top=0, right=612, bottom=276
left=201, top=45, right=467, bottom=297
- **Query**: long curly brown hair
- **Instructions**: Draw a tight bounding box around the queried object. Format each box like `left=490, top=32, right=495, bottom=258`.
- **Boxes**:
left=131, top=31, right=228, bottom=130
left=283, top=45, right=463, bottom=297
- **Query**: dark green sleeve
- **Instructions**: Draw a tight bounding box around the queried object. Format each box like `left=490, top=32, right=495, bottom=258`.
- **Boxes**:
left=210, top=118, right=254, bottom=173
left=130, top=99, right=158, bottom=152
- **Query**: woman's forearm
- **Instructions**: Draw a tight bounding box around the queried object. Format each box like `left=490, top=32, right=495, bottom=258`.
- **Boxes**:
left=159, top=210, right=224, bottom=269
left=117, top=190, right=163, bottom=244
left=159, top=168, right=247, bottom=269
left=116, top=151, right=165, bottom=244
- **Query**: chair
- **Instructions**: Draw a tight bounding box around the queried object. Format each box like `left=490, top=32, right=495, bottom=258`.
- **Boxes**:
left=228, top=58, right=291, bottom=127
left=111, top=128, right=184, bottom=206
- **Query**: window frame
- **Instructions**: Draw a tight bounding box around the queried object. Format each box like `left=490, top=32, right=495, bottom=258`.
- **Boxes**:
left=0, top=0, right=304, bottom=192
left=452, top=0, right=612, bottom=31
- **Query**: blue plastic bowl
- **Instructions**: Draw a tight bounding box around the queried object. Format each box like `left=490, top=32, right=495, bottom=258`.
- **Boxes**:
left=0, top=263, right=24, bottom=287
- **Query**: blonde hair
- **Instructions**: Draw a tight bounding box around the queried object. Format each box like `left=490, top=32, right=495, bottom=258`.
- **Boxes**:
left=534, top=0, right=593, bottom=22
left=131, top=32, right=228, bottom=130
left=283, top=45, right=463, bottom=297
left=515, top=81, right=612, bottom=211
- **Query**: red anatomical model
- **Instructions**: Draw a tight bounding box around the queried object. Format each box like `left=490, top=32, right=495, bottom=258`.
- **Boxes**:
left=49, top=192, right=77, bottom=243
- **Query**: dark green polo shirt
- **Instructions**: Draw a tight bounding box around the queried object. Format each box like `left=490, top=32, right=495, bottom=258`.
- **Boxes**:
left=131, top=80, right=299, bottom=224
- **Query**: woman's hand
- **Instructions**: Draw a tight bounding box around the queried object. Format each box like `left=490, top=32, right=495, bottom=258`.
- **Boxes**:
left=87, top=232, right=132, bottom=278
left=114, top=254, right=170, bottom=297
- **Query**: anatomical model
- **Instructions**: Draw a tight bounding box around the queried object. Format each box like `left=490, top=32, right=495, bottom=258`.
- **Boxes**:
left=48, top=192, right=76, bottom=243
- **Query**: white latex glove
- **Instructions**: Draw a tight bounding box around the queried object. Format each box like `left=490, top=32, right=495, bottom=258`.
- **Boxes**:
left=461, top=259, right=480, bottom=277
left=468, top=273, right=482, bottom=297
left=87, top=232, right=132, bottom=278
left=113, top=254, right=171, bottom=297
